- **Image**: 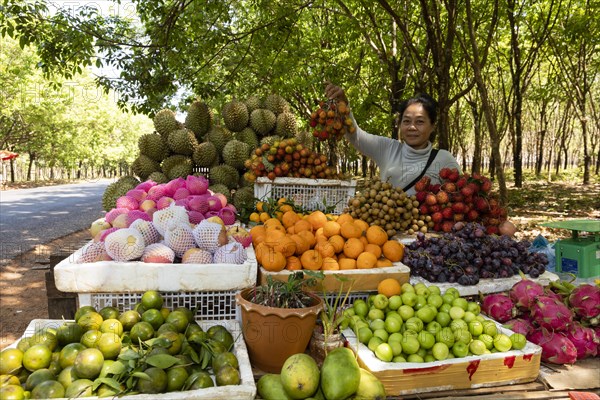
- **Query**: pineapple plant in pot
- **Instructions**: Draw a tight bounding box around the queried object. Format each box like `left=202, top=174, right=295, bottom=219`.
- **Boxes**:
left=235, top=271, right=324, bottom=373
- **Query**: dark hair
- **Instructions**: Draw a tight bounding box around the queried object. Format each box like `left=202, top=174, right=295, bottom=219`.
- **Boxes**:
left=398, top=93, right=438, bottom=123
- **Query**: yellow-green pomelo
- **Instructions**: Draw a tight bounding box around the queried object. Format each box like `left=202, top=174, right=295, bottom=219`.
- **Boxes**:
left=320, top=347, right=360, bottom=400
left=280, top=353, right=320, bottom=399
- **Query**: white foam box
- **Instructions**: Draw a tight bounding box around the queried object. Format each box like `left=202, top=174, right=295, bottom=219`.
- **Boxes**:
left=54, top=242, right=258, bottom=293
left=253, top=176, right=357, bottom=215
left=10, top=319, right=256, bottom=400
left=258, top=262, right=410, bottom=293
left=342, top=320, right=542, bottom=396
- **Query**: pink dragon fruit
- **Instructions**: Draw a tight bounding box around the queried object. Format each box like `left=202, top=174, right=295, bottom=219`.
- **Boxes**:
left=503, top=318, right=534, bottom=336
left=530, top=295, right=574, bottom=332
left=568, top=284, right=600, bottom=321
left=186, top=175, right=209, bottom=195
left=527, top=329, right=577, bottom=364
left=563, top=322, right=598, bottom=359
left=542, top=286, right=564, bottom=302
left=509, top=277, right=545, bottom=310
left=481, top=293, right=516, bottom=323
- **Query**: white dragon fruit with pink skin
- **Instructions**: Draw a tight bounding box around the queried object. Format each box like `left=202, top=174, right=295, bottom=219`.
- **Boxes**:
left=188, top=196, right=209, bottom=214
left=186, top=175, right=209, bottom=195
left=76, top=241, right=111, bottom=263
left=156, top=196, right=175, bottom=210
left=152, top=205, right=189, bottom=236
left=181, top=248, right=213, bottom=264
left=568, top=284, right=600, bottom=321
left=218, top=208, right=236, bottom=226
left=528, top=329, right=577, bottom=364
left=116, top=195, right=139, bottom=211
left=105, top=208, right=129, bottom=224
left=129, top=219, right=161, bottom=245
left=530, top=295, right=574, bottom=332
left=481, top=293, right=516, bottom=323
left=192, top=220, right=228, bottom=253
left=509, top=277, right=545, bottom=310
left=126, top=189, right=147, bottom=202
left=173, top=187, right=191, bottom=200
left=142, top=243, right=175, bottom=263
left=147, top=185, right=167, bottom=201
left=163, top=222, right=196, bottom=258
left=104, top=228, right=146, bottom=261
left=213, top=242, right=247, bottom=264
left=563, top=322, right=599, bottom=359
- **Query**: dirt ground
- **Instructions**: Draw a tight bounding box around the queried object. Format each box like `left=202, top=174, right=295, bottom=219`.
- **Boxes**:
left=0, top=180, right=598, bottom=350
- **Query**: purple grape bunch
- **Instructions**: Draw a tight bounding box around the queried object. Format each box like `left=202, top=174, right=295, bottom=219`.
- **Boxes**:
left=403, top=222, right=548, bottom=285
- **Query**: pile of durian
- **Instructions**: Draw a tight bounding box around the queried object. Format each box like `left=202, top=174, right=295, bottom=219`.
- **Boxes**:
left=104, top=94, right=300, bottom=213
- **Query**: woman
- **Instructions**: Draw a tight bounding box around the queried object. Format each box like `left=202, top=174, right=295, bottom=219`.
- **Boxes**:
left=325, top=83, right=460, bottom=194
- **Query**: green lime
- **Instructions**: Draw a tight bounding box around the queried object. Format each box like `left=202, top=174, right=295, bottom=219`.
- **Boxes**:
left=141, top=290, right=164, bottom=310
left=99, top=306, right=120, bottom=320
left=136, top=367, right=167, bottom=394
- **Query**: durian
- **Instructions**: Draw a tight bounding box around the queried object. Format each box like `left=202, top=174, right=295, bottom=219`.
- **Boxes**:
left=209, top=183, right=232, bottom=203
left=167, top=128, right=198, bottom=155
left=209, top=164, right=239, bottom=190
left=222, top=140, right=251, bottom=170
left=232, top=186, right=255, bottom=211
left=185, top=100, right=213, bottom=139
left=161, top=155, right=194, bottom=180
left=244, top=95, right=262, bottom=113
left=132, top=154, right=161, bottom=181
left=275, top=112, right=298, bottom=138
left=192, top=141, right=219, bottom=168
left=263, top=94, right=290, bottom=115
left=153, top=109, right=181, bottom=138
left=147, top=171, right=169, bottom=184
left=138, top=133, right=169, bottom=162
left=205, top=126, right=233, bottom=154
left=102, top=176, right=139, bottom=212
left=222, top=100, right=249, bottom=132
left=249, top=109, right=276, bottom=136
left=235, top=127, right=259, bottom=150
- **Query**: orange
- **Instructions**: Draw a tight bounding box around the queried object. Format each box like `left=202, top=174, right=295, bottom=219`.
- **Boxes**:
left=22, top=345, right=52, bottom=372
left=314, top=241, right=336, bottom=258
left=338, top=258, right=356, bottom=270
left=353, top=219, right=369, bottom=234
left=343, top=237, right=364, bottom=259
left=264, top=217, right=283, bottom=229
left=281, top=211, right=300, bottom=229
left=300, top=250, right=323, bottom=270
left=335, top=213, right=354, bottom=226
left=286, top=256, right=302, bottom=270
left=249, top=212, right=260, bottom=223
left=306, top=210, right=328, bottom=230
left=261, top=249, right=286, bottom=272
left=279, top=204, right=294, bottom=213
left=321, top=257, right=340, bottom=270
left=264, top=228, right=286, bottom=247
left=0, top=349, right=23, bottom=375
left=377, top=258, right=393, bottom=268
left=377, top=278, right=402, bottom=297
left=356, top=252, right=378, bottom=269
left=364, top=243, right=382, bottom=259
left=73, top=348, right=104, bottom=379
left=254, top=242, right=268, bottom=264
left=259, top=212, right=270, bottom=223
left=294, top=219, right=313, bottom=233
left=290, top=234, right=310, bottom=256
left=340, top=222, right=362, bottom=239
left=328, top=235, right=345, bottom=253
left=250, top=225, right=266, bottom=240
left=274, top=235, right=297, bottom=257
left=382, top=240, right=404, bottom=262
left=366, top=225, right=388, bottom=246
left=297, top=230, right=316, bottom=248
left=322, top=221, right=341, bottom=238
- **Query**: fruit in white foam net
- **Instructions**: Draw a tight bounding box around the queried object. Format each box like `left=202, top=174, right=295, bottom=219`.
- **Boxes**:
left=213, top=242, right=247, bottom=264
left=142, top=243, right=176, bottom=263
left=104, top=228, right=146, bottom=261
left=181, top=248, right=214, bottom=264
left=164, top=223, right=196, bottom=258
left=129, top=219, right=161, bottom=245
left=90, top=218, right=111, bottom=239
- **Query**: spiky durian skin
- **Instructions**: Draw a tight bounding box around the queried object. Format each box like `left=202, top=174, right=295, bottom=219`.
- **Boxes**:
left=209, top=164, right=239, bottom=190
left=235, top=127, right=259, bottom=151
left=232, top=186, right=255, bottom=211
left=153, top=109, right=181, bottom=138
left=102, top=176, right=139, bottom=212
left=275, top=112, right=298, bottom=138
left=208, top=183, right=232, bottom=203
left=138, top=133, right=169, bottom=162
left=222, top=140, right=251, bottom=170
left=263, top=94, right=290, bottom=115
left=192, top=141, right=219, bottom=168
left=260, top=135, right=282, bottom=146
left=244, top=95, right=262, bottom=114
left=205, top=126, right=233, bottom=154
left=167, top=128, right=198, bottom=155
left=132, top=154, right=161, bottom=180
left=222, top=100, right=249, bottom=132
left=148, top=171, right=169, bottom=184
left=249, top=109, right=276, bottom=136
left=161, top=155, right=194, bottom=180
left=185, top=100, right=213, bottom=139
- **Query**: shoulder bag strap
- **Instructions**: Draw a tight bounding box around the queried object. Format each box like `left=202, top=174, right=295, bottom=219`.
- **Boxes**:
left=401, top=148, right=439, bottom=192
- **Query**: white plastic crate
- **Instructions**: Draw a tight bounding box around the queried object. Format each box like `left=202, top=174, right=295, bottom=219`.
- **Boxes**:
left=254, top=177, right=357, bottom=215
left=77, top=290, right=240, bottom=321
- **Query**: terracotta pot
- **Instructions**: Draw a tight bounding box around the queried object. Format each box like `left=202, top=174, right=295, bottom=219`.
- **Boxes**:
left=236, top=287, right=323, bottom=373
left=308, top=326, right=344, bottom=367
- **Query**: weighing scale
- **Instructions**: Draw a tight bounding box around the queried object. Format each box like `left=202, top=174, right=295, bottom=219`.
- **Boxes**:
left=540, top=219, right=600, bottom=278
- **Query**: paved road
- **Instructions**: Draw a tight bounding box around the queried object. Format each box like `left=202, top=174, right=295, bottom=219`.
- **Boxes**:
left=0, top=179, right=113, bottom=265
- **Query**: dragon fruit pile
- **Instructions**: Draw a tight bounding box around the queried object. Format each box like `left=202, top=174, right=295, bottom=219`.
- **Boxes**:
left=481, top=277, right=600, bottom=364
left=78, top=175, right=252, bottom=265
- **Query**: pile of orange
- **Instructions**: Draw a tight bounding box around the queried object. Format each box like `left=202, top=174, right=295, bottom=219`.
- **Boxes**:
left=250, top=209, right=405, bottom=272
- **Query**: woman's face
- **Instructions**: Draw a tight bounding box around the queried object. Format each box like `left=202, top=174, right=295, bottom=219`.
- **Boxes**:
left=399, top=103, right=434, bottom=150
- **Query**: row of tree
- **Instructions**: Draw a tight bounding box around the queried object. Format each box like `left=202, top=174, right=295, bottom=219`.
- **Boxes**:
left=0, top=0, right=598, bottom=201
